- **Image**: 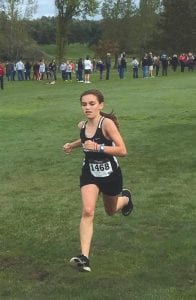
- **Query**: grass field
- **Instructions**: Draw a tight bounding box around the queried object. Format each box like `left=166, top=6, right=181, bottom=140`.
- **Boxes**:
left=39, top=43, right=94, bottom=60
left=0, top=69, right=196, bottom=299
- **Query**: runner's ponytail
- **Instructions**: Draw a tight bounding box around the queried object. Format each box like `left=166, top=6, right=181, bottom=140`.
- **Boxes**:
left=100, top=111, right=119, bottom=129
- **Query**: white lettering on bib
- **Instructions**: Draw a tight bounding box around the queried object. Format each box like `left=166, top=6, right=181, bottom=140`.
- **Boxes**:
left=89, top=161, right=113, bottom=177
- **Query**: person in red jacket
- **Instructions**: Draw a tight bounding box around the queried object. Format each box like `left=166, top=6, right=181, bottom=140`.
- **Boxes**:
left=0, top=61, right=5, bottom=90
left=179, top=53, right=187, bottom=72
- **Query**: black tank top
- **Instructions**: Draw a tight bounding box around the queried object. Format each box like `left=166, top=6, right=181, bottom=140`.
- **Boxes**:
left=80, top=117, right=119, bottom=179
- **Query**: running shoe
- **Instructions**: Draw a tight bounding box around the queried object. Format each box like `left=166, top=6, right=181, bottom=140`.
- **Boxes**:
left=121, top=189, right=133, bottom=216
left=70, top=254, right=91, bottom=272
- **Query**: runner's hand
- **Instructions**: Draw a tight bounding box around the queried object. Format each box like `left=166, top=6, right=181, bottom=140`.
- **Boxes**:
left=63, top=143, right=72, bottom=154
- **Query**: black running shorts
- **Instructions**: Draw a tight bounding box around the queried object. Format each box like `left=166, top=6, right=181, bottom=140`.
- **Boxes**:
left=80, top=167, right=123, bottom=196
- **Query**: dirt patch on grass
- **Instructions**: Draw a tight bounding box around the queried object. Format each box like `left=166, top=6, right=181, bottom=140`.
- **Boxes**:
left=0, top=256, right=49, bottom=281
left=0, top=256, right=24, bottom=269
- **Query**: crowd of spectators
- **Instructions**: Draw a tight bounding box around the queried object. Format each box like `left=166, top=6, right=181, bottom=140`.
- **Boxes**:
left=139, top=51, right=195, bottom=78
left=115, top=51, right=195, bottom=79
left=0, top=51, right=195, bottom=89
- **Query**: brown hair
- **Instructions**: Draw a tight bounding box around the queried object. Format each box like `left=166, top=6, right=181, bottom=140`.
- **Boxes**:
left=80, top=89, right=119, bottom=129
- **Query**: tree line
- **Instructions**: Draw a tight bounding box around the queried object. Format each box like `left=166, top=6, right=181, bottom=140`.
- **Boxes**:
left=0, top=0, right=195, bottom=62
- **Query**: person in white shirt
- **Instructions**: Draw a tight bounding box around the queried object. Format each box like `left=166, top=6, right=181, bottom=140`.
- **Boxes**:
left=16, top=59, right=25, bottom=81
left=39, top=60, right=45, bottom=80
left=60, top=61, right=67, bottom=81
left=131, top=57, right=139, bottom=78
left=83, top=55, right=92, bottom=83
left=65, top=60, right=73, bottom=81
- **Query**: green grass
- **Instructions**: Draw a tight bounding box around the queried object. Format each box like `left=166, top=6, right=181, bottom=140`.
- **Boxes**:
left=0, top=69, right=196, bottom=299
left=39, top=43, right=94, bottom=60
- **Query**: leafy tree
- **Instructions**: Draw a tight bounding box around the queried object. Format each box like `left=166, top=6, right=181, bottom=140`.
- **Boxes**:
left=101, top=0, right=137, bottom=56
left=55, top=0, right=99, bottom=62
left=0, top=11, right=8, bottom=59
left=0, top=0, right=38, bottom=60
left=158, top=0, right=196, bottom=53
left=137, top=0, right=161, bottom=53
left=67, top=20, right=103, bottom=46
left=0, top=0, right=37, bottom=19
left=25, top=17, right=56, bottom=44
left=92, top=39, right=120, bottom=60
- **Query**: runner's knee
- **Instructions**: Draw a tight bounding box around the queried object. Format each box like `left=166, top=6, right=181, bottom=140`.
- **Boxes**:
left=82, top=206, right=95, bottom=218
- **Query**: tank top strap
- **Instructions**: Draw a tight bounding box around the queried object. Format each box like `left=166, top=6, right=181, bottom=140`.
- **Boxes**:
left=98, top=116, right=105, bottom=128
left=81, top=120, right=87, bottom=129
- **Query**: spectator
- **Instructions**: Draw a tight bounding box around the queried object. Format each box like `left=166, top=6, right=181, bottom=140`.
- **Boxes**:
left=25, top=61, right=32, bottom=80
left=179, top=53, right=187, bottom=72
left=16, top=58, right=25, bottom=81
left=75, top=60, right=79, bottom=81
left=148, top=52, right=154, bottom=77
left=119, top=52, right=127, bottom=79
left=170, top=54, right=178, bottom=72
left=105, top=53, right=111, bottom=80
left=70, top=61, right=75, bottom=74
left=49, top=59, right=57, bottom=81
left=45, top=62, right=50, bottom=80
left=154, top=56, right=161, bottom=76
left=10, top=62, right=15, bottom=81
left=0, top=61, right=5, bottom=90
left=187, top=52, right=194, bottom=71
left=13, top=63, right=16, bottom=81
left=142, top=53, right=149, bottom=78
left=160, top=53, right=168, bottom=76
left=131, top=57, right=139, bottom=78
left=33, top=61, right=40, bottom=80
left=84, top=55, right=92, bottom=83
left=117, top=54, right=122, bottom=75
left=65, top=60, right=73, bottom=81
left=92, top=58, right=96, bottom=72
left=60, top=60, right=67, bottom=81
left=97, top=60, right=104, bottom=80
left=6, top=61, right=12, bottom=81
left=39, top=60, right=45, bottom=80
left=77, top=58, right=84, bottom=82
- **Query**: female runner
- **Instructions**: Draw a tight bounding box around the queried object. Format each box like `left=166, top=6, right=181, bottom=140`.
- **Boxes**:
left=63, top=89, right=133, bottom=272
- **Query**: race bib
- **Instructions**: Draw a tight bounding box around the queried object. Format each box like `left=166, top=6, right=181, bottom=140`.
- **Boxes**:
left=89, top=161, right=113, bottom=177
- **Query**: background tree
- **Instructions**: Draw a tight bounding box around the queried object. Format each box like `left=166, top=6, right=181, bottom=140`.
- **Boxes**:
left=101, top=0, right=137, bottom=65
left=25, top=18, right=103, bottom=46
left=158, top=0, right=196, bottom=53
left=101, top=0, right=137, bottom=52
left=67, top=20, right=103, bottom=46
left=137, top=0, right=161, bottom=56
left=0, top=11, right=8, bottom=59
left=55, top=0, right=99, bottom=62
left=25, top=17, right=56, bottom=45
left=0, top=0, right=38, bottom=60
left=92, top=39, right=120, bottom=60
left=0, top=0, right=37, bottom=19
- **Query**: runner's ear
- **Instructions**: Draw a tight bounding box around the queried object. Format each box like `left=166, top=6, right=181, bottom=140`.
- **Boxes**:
left=100, top=102, right=104, bottom=110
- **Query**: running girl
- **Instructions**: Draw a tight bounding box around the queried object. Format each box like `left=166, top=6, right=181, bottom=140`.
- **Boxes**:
left=63, top=89, right=133, bottom=272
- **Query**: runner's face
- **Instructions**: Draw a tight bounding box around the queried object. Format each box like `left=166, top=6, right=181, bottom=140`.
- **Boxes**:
left=81, top=94, right=103, bottom=119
